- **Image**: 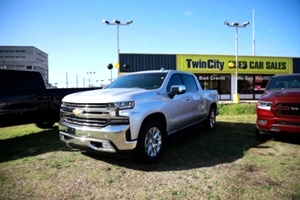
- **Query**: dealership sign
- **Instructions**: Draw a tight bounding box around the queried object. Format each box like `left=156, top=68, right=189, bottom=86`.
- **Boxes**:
left=177, top=55, right=292, bottom=74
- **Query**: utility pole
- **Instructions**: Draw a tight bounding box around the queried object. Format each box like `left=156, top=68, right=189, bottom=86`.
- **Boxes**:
left=252, top=7, right=256, bottom=56
left=66, top=72, right=68, bottom=88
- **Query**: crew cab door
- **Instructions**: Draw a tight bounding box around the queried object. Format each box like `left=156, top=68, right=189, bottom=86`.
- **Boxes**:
left=180, top=73, right=205, bottom=122
left=165, top=73, right=195, bottom=131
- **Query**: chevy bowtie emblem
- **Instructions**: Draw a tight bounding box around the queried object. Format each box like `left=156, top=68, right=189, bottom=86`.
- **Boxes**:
left=73, top=108, right=83, bottom=116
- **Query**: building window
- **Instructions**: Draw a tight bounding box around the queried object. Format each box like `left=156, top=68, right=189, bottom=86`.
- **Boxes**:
left=197, top=74, right=231, bottom=94
left=238, top=75, right=253, bottom=94
left=238, top=75, right=273, bottom=94
left=238, top=74, right=273, bottom=99
left=254, top=75, right=273, bottom=94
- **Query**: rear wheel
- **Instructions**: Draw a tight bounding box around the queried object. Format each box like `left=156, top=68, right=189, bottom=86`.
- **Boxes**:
left=205, top=107, right=216, bottom=130
left=135, top=120, right=165, bottom=163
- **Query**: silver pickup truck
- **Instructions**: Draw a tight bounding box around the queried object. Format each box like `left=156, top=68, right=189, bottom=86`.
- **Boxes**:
left=59, top=69, right=219, bottom=163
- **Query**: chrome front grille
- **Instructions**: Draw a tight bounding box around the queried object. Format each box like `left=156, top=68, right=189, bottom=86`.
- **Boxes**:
left=60, top=102, right=110, bottom=127
left=63, top=102, right=109, bottom=108
left=63, top=116, right=108, bottom=127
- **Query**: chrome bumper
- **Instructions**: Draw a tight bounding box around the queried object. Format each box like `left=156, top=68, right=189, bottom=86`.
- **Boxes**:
left=59, top=122, right=137, bottom=153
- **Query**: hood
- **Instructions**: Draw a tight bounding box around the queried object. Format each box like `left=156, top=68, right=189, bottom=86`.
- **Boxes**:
left=260, top=89, right=300, bottom=101
left=62, top=88, right=155, bottom=103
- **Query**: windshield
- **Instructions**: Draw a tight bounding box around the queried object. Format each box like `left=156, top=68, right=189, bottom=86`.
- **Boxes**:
left=107, top=72, right=167, bottom=90
left=267, top=75, right=300, bottom=90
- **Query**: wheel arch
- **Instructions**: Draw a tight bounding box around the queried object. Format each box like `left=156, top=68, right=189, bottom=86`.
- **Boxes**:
left=140, top=112, right=167, bottom=135
left=134, top=112, right=167, bottom=163
left=210, top=102, right=218, bottom=114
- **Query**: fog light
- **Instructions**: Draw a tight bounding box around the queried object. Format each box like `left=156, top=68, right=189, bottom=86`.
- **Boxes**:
left=60, top=134, right=65, bottom=141
left=102, top=142, right=110, bottom=148
left=258, top=119, right=267, bottom=125
left=270, top=126, right=280, bottom=131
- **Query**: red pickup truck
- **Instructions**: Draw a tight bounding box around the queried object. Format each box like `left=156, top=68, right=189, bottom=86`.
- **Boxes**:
left=256, top=74, right=300, bottom=136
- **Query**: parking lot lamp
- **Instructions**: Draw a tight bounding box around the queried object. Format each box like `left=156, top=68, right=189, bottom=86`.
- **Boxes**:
left=102, top=19, right=133, bottom=73
left=224, top=21, right=250, bottom=103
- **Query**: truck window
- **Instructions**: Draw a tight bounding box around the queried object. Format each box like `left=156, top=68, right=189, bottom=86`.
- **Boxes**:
left=267, top=75, right=300, bottom=90
left=107, top=73, right=166, bottom=90
left=0, top=70, right=45, bottom=92
left=181, top=74, right=198, bottom=92
left=167, top=73, right=183, bottom=92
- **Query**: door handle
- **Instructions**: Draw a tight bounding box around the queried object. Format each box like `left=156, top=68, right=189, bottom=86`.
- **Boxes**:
left=185, top=97, right=189, bottom=101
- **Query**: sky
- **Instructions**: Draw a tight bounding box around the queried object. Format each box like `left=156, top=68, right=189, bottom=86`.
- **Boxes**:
left=1, top=0, right=300, bottom=88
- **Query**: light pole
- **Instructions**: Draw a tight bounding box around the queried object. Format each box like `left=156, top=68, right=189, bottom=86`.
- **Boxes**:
left=87, top=72, right=95, bottom=87
left=224, top=20, right=250, bottom=103
left=102, top=19, right=133, bottom=73
left=107, top=64, right=113, bottom=83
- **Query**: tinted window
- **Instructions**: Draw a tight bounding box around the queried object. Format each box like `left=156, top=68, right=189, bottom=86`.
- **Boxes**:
left=181, top=74, right=198, bottom=92
left=107, top=72, right=166, bottom=90
left=0, top=70, right=45, bottom=92
left=167, top=73, right=183, bottom=92
left=267, top=75, right=300, bottom=90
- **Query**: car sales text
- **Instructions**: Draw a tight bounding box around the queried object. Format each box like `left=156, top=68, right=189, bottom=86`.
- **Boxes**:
left=186, top=59, right=287, bottom=70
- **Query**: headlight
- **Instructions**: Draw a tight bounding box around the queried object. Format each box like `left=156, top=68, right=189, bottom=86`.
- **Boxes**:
left=109, top=101, right=135, bottom=110
left=257, top=101, right=273, bottom=110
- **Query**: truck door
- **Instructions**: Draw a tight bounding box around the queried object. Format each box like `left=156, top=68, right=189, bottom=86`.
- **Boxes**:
left=180, top=74, right=205, bottom=122
left=165, top=73, right=193, bottom=131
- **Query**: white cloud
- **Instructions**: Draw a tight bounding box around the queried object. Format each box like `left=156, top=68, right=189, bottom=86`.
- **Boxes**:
left=184, top=11, right=193, bottom=16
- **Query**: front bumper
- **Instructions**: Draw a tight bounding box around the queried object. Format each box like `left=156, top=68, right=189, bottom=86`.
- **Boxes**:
left=256, top=116, right=300, bottom=134
left=59, top=122, right=137, bottom=153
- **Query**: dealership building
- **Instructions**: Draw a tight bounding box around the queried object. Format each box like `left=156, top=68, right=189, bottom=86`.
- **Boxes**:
left=119, top=53, right=300, bottom=100
left=1, top=46, right=299, bottom=101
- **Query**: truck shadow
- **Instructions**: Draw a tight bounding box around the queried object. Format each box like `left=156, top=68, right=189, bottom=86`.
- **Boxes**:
left=82, top=121, right=285, bottom=171
left=0, top=126, right=71, bottom=163
left=1, top=123, right=299, bottom=171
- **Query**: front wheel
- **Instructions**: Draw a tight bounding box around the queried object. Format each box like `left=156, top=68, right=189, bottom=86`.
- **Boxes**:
left=205, top=107, right=216, bottom=130
left=135, top=120, right=165, bottom=163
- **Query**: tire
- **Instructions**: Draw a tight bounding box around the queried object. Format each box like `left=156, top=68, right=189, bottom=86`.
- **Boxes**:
left=205, top=107, right=216, bottom=130
left=35, top=121, right=55, bottom=129
left=135, top=120, right=165, bottom=163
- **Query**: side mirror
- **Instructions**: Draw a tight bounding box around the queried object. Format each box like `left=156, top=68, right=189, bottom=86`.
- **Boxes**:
left=168, top=85, right=186, bottom=98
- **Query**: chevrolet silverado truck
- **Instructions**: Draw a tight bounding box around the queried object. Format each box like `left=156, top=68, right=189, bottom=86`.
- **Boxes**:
left=256, top=73, right=300, bottom=136
left=0, top=69, right=100, bottom=128
left=59, top=69, right=219, bottom=163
